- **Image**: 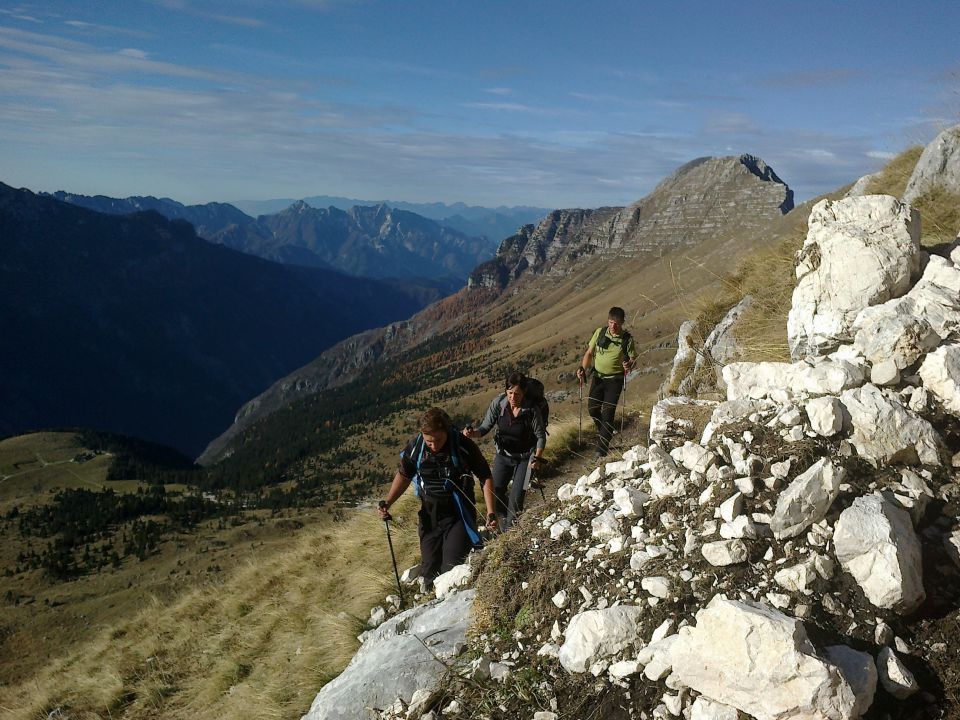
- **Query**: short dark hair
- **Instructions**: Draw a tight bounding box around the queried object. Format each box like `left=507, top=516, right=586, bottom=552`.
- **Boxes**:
left=608, top=306, right=626, bottom=323
left=505, top=372, right=526, bottom=391
left=419, top=407, right=452, bottom=434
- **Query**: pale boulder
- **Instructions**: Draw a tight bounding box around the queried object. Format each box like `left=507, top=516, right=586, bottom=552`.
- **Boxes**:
left=805, top=396, right=845, bottom=437
left=669, top=596, right=857, bottom=720
left=919, top=342, right=960, bottom=416
left=902, top=123, right=960, bottom=203
left=840, top=384, right=944, bottom=466
left=649, top=397, right=718, bottom=450
left=824, top=645, right=877, bottom=718
left=722, top=358, right=864, bottom=403
left=301, top=590, right=475, bottom=720
left=613, top=486, right=649, bottom=517
left=877, top=647, right=919, bottom=699
left=769, top=458, right=844, bottom=540
left=833, top=494, right=925, bottom=614
left=558, top=605, right=645, bottom=673
left=787, top=195, right=921, bottom=359
left=852, top=304, right=939, bottom=386
left=433, top=564, right=472, bottom=599
left=647, top=444, right=688, bottom=498
left=701, top=539, right=748, bottom=566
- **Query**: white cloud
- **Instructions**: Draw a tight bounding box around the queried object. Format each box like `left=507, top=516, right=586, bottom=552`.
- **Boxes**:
left=866, top=150, right=896, bottom=160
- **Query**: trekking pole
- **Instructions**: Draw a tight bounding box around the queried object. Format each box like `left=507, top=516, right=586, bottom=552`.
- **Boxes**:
left=620, top=373, right=627, bottom=436
left=578, top=377, right=584, bottom=447
left=378, top=501, right=404, bottom=608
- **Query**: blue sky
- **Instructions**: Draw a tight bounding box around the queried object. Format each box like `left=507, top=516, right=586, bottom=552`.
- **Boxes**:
left=1, top=0, right=958, bottom=209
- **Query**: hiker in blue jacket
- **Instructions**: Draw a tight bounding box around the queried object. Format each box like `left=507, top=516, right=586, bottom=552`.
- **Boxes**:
left=378, top=407, right=497, bottom=587
left=463, top=372, right=546, bottom=529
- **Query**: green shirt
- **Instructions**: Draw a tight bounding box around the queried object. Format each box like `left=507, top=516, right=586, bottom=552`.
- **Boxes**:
left=589, top=327, right=637, bottom=377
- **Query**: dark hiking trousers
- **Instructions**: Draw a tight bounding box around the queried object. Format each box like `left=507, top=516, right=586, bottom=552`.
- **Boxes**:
left=492, top=452, right=530, bottom=530
left=588, top=374, right=624, bottom=455
left=418, top=500, right=472, bottom=584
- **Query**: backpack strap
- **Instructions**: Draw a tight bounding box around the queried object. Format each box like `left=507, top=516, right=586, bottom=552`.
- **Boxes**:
left=411, top=430, right=462, bottom=498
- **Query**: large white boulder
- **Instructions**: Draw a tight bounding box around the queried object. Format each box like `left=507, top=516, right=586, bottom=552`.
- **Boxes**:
left=805, top=396, right=845, bottom=437
left=557, top=605, right=645, bottom=673
left=669, top=596, right=857, bottom=720
left=647, top=444, right=688, bottom=498
left=833, top=494, right=925, bottom=614
left=433, top=563, right=472, bottom=599
left=919, top=342, right=960, bottom=416
left=823, top=645, right=877, bottom=717
left=787, top=195, right=921, bottom=360
left=723, top=358, right=864, bottom=403
left=852, top=306, right=939, bottom=385
left=301, top=590, right=475, bottom=720
left=840, top=384, right=944, bottom=466
left=769, top=458, right=844, bottom=540
left=902, top=123, right=960, bottom=203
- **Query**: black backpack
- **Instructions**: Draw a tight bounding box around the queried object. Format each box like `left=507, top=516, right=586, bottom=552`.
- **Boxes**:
left=596, top=326, right=631, bottom=352
left=497, top=377, right=549, bottom=432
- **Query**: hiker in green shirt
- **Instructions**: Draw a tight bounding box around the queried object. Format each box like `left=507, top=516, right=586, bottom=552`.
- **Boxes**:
left=576, top=306, right=638, bottom=458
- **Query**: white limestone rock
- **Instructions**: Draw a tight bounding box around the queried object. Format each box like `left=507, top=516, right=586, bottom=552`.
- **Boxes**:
left=301, top=590, right=475, bottom=720
left=723, top=358, right=865, bottom=403
left=650, top=397, right=719, bottom=450
left=824, top=645, right=877, bottom=718
left=641, top=576, right=671, bottom=599
left=433, top=564, right=472, bottom=599
left=701, top=539, right=748, bottom=566
left=613, top=486, right=649, bottom=517
left=787, top=195, right=921, bottom=359
left=673, top=441, right=717, bottom=475
left=903, top=123, right=960, bottom=203
left=774, top=556, right=820, bottom=594
left=669, top=595, right=857, bottom=720
left=690, top=696, right=739, bottom=720
left=558, top=605, right=645, bottom=673
left=647, top=444, right=688, bottom=498
left=400, top=564, right=422, bottom=584
left=833, top=494, right=925, bottom=614
left=592, top=507, right=622, bottom=540
left=769, top=458, right=844, bottom=540
left=550, top=519, right=572, bottom=539
left=840, top=384, right=944, bottom=466
left=552, top=590, right=569, bottom=609
left=852, top=304, right=939, bottom=385
left=877, top=647, right=919, bottom=699
left=805, top=396, right=845, bottom=437
left=919, top=342, right=960, bottom=417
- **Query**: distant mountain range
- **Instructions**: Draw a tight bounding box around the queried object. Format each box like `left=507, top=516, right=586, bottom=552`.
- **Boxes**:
left=230, top=194, right=550, bottom=242
left=47, top=191, right=506, bottom=287
left=1, top=183, right=448, bottom=456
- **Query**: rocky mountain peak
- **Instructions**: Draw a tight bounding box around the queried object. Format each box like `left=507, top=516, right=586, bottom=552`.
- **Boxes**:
left=469, top=154, right=793, bottom=290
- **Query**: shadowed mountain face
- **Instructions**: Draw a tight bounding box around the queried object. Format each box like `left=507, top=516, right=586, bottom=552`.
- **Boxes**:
left=213, top=201, right=499, bottom=286
left=50, top=191, right=500, bottom=289
left=0, top=184, right=443, bottom=457
left=46, top=191, right=256, bottom=240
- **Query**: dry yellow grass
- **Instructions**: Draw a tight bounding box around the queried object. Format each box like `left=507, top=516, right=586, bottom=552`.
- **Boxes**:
left=0, top=494, right=422, bottom=720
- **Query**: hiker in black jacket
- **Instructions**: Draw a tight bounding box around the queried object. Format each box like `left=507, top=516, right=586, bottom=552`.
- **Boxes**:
left=379, top=407, right=497, bottom=587
left=576, top=306, right=638, bottom=458
left=464, top=372, right=546, bottom=529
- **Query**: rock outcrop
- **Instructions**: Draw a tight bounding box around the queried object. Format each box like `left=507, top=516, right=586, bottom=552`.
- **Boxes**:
left=470, top=154, right=793, bottom=289
left=903, top=124, right=960, bottom=203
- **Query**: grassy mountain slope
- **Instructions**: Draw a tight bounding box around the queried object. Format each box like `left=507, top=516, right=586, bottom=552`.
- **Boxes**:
left=14, top=149, right=938, bottom=717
